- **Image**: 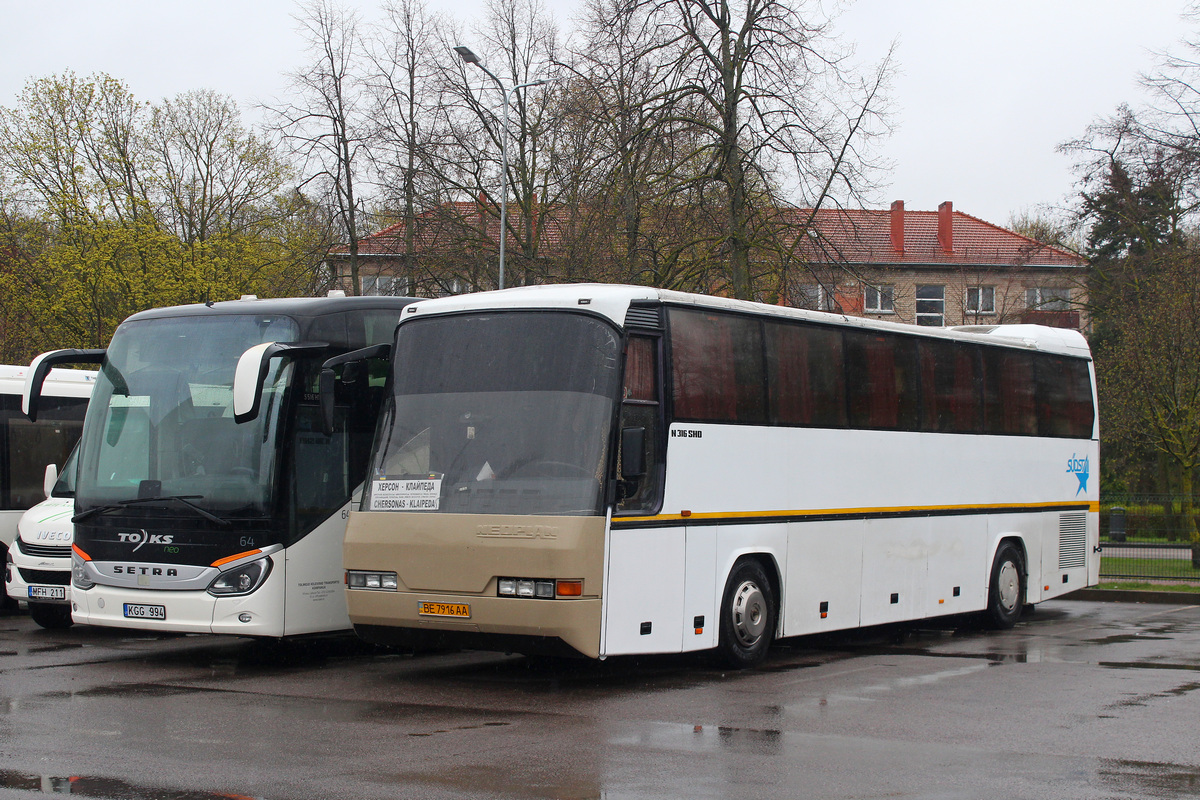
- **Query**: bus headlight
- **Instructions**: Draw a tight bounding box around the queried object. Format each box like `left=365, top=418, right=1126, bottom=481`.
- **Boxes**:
left=498, top=578, right=582, bottom=599
left=208, top=557, right=272, bottom=596
left=346, top=570, right=398, bottom=590
left=72, top=560, right=94, bottom=590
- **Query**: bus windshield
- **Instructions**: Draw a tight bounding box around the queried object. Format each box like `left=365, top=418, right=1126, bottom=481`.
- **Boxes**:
left=367, top=311, right=622, bottom=516
left=75, top=314, right=300, bottom=517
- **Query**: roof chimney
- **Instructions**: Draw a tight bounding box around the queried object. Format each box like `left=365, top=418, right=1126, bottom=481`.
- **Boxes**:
left=890, top=200, right=904, bottom=253
left=937, top=201, right=954, bottom=254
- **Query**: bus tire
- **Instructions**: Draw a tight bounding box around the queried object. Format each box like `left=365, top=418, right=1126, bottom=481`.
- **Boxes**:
left=717, top=559, right=776, bottom=669
left=1, top=545, right=14, bottom=611
left=29, top=603, right=73, bottom=630
left=985, top=542, right=1025, bottom=629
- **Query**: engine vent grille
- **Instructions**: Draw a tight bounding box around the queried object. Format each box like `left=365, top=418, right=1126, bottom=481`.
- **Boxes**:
left=17, top=568, right=70, bottom=585
left=17, top=539, right=72, bottom=559
left=1058, top=512, right=1087, bottom=570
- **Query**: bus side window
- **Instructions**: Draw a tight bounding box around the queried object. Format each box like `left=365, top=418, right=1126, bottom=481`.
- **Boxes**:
left=617, top=336, right=661, bottom=514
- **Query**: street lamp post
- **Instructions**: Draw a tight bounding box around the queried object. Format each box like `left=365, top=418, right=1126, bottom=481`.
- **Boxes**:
left=454, top=46, right=547, bottom=291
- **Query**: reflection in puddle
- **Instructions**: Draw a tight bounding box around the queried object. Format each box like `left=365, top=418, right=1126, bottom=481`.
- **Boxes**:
left=609, top=720, right=784, bottom=757
left=0, top=769, right=263, bottom=799
left=388, top=763, right=601, bottom=800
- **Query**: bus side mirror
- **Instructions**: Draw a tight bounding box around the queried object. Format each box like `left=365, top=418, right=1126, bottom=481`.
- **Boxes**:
left=621, top=427, right=646, bottom=479
left=43, top=463, right=58, bottom=500
left=232, top=341, right=329, bottom=424
left=23, top=348, right=106, bottom=421
left=318, top=343, right=392, bottom=436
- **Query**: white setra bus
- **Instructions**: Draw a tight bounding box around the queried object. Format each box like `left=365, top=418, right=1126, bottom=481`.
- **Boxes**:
left=0, top=364, right=94, bottom=610
left=332, top=284, right=1099, bottom=667
left=23, top=294, right=416, bottom=637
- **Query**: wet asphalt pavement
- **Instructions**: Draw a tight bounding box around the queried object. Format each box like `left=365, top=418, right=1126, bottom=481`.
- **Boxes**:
left=1, top=598, right=1198, bottom=800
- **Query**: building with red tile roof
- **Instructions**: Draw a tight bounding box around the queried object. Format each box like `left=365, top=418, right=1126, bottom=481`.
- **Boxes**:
left=327, top=198, right=1087, bottom=330
left=781, top=201, right=1086, bottom=329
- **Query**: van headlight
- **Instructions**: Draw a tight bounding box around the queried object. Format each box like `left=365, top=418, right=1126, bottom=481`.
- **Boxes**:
left=208, top=557, right=272, bottom=596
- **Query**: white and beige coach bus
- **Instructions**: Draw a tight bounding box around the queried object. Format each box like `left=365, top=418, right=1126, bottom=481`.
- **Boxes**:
left=330, top=285, right=1098, bottom=667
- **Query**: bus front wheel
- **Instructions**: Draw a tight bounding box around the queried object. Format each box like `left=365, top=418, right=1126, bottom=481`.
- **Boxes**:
left=985, top=543, right=1025, bottom=629
left=717, top=559, right=776, bottom=669
left=29, top=603, right=73, bottom=630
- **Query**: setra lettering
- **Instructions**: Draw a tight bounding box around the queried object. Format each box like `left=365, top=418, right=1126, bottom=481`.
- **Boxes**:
left=113, top=565, right=179, bottom=577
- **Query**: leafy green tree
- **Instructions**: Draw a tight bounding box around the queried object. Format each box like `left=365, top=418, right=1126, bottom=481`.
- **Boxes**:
left=0, top=73, right=323, bottom=360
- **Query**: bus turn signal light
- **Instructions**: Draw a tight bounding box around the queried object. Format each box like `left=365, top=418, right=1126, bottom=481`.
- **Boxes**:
left=556, top=580, right=583, bottom=597
left=211, top=549, right=262, bottom=568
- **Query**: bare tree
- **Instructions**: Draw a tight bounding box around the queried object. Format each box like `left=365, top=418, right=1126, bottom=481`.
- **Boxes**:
left=555, top=0, right=703, bottom=286
left=426, top=0, right=559, bottom=289
left=267, top=0, right=370, bottom=295
left=363, top=0, right=446, bottom=294
left=652, top=0, right=893, bottom=300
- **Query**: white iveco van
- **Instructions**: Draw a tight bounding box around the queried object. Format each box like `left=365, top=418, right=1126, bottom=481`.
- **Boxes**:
left=5, top=447, right=77, bottom=629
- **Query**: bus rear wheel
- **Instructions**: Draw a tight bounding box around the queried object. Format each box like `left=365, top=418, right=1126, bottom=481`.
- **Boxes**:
left=29, top=603, right=73, bottom=630
left=717, top=559, right=776, bottom=669
left=985, top=543, right=1025, bottom=629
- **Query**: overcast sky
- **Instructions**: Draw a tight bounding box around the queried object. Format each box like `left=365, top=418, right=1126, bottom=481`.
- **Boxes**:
left=0, top=0, right=1191, bottom=227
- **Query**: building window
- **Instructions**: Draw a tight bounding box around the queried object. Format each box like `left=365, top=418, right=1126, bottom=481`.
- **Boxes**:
left=965, top=286, right=995, bottom=315
left=915, top=285, right=945, bottom=326
left=362, top=275, right=410, bottom=297
left=797, top=284, right=836, bottom=312
left=864, top=285, right=894, bottom=313
left=1026, top=287, right=1070, bottom=311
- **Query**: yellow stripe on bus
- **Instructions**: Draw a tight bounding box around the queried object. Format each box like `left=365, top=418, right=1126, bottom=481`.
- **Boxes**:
left=635, top=500, right=1100, bottom=524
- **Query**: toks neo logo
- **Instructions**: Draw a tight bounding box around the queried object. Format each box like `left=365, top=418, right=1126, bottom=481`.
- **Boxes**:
left=117, top=530, right=174, bottom=552
left=1066, top=454, right=1090, bottom=496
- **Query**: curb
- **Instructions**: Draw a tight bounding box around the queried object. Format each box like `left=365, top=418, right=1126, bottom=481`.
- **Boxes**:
left=1064, top=588, right=1200, bottom=605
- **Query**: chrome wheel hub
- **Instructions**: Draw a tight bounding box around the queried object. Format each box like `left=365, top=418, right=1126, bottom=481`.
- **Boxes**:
left=731, top=580, right=766, bottom=646
left=997, top=561, right=1019, bottom=612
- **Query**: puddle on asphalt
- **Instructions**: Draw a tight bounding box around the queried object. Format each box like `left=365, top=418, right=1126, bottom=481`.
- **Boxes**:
left=25, top=643, right=86, bottom=654
left=1085, top=633, right=1175, bottom=646
left=1099, top=759, right=1200, bottom=796
left=1100, top=661, right=1200, bottom=673
left=407, top=720, right=513, bottom=737
left=70, top=684, right=196, bottom=699
left=0, top=769, right=263, bottom=799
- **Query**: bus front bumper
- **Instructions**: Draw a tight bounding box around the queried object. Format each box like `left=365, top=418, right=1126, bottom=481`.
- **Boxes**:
left=347, top=589, right=603, bottom=658
left=71, top=583, right=286, bottom=637
left=6, top=551, right=71, bottom=606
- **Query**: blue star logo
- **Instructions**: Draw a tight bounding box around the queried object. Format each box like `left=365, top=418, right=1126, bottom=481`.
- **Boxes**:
left=1067, top=455, right=1089, bottom=496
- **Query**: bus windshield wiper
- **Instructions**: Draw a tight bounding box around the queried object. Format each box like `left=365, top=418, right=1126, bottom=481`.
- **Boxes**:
left=73, top=495, right=232, bottom=527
